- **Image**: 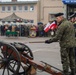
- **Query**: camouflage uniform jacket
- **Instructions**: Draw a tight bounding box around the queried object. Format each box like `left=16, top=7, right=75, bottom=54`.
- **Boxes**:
left=50, top=18, right=75, bottom=48
left=73, top=22, right=76, bottom=46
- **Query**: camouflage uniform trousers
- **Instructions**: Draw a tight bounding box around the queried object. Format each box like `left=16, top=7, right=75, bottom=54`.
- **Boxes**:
left=60, top=47, right=75, bottom=75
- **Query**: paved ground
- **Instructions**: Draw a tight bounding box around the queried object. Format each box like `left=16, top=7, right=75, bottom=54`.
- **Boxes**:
left=0, top=36, right=62, bottom=75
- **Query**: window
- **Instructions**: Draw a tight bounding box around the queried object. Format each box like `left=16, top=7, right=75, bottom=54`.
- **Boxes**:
left=2, top=6, right=5, bottom=11
left=24, top=6, right=28, bottom=11
left=18, top=5, right=22, bottom=11
left=7, top=6, right=11, bottom=11
left=30, top=5, right=34, bottom=11
left=30, top=20, right=34, bottom=23
left=13, top=6, right=16, bottom=11
left=49, top=14, right=55, bottom=21
left=8, top=21, right=11, bottom=23
left=51, top=14, right=55, bottom=18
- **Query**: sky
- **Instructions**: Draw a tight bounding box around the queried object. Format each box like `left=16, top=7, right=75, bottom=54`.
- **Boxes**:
left=0, top=0, right=37, bottom=2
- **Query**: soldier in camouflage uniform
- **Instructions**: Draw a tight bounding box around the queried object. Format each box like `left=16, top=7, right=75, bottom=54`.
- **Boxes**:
left=68, top=13, right=76, bottom=67
left=68, top=13, right=76, bottom=75
left=45, top=13, right=76, bottom=75
left=38, top=24, right=44, bottom=37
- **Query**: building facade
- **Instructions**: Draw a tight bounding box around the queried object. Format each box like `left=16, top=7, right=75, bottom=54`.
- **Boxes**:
left=0, top=0, right=38, bottom=25
left=38, top=0, right=64, bottom=24
left=0, top=0, right=64, bottom=25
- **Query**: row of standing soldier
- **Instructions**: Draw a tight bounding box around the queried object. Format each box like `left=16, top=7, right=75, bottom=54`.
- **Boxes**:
left=0, top=24, right=51, bottom=37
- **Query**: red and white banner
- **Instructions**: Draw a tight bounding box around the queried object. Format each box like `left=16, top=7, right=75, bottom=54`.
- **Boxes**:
left=44, top=22, right=50, bottom=32
left=44, top=21, right=57, bottom=32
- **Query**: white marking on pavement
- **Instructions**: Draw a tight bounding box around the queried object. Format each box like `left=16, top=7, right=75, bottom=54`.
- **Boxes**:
left=32, top=49, right=51, bottom=53
left=32, top=49, right=59, bottom=53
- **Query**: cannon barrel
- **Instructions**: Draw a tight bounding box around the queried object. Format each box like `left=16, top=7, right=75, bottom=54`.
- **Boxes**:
left=28, top=59, right=63, bottom=75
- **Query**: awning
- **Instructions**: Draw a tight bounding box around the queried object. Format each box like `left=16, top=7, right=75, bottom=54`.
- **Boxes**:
left=1, top=13, right=23, bottom=22
left=62, top=0, right=76, bottom=4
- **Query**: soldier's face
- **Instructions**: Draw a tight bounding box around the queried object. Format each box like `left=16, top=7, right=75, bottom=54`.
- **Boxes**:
left=74, top=17, right=76, bottom=21
left=70, top=18, right=75, bottom=23
left=56, top=16, right=62, bottom=23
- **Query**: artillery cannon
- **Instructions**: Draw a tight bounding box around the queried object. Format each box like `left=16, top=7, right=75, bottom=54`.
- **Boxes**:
left=0, top=41, right=63, bottom=75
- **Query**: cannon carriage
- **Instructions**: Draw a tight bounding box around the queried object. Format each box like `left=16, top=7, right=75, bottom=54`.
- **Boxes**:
left=0, top=41, right=63, bottom=75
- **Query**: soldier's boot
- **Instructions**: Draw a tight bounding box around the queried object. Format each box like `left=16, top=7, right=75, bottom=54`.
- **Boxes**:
left=63, top=70, right=69, bottom=75
left=63, top=73, right=69, bottom=75
left=63, top=72, right=69, bottom=75
left=70, top=69, right=76, bottom=75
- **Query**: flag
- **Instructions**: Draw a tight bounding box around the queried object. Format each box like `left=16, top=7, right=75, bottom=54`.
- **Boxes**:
left=44, top=21, right=57, bottom=32
left=44, top=22, right=50, bottom=32
left=49, top=21, right=57, bottom=30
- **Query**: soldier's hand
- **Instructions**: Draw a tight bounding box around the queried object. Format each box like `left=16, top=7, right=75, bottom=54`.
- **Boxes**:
left=45, top=40, right=51, bottom=44
left=45, top=39, right=53, bottom=44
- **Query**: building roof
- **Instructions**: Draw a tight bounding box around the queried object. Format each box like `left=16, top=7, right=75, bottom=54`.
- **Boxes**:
left=0, top=1, right=38, bottom=5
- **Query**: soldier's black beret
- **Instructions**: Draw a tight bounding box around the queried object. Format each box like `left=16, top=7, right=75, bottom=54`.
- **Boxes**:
left=69, top=12, right=74, bottom=16
left=74, top=13, right=76, bottom=17
left=68, top=13, right=75, bottom=19
left=55, top=13, right=64, bottom=17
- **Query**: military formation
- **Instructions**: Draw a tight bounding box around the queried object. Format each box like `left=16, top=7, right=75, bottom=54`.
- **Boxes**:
left=0, top=24, right=51, bottom=37
left=45, top=12, right=76, bottom=75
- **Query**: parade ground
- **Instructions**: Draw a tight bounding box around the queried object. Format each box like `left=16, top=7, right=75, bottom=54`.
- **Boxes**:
left=0, top=36, right=62, bottom=75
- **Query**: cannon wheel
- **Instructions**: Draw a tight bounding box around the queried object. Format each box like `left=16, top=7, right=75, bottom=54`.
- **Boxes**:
left=16, top=42, right=34, bottom=75
left=0, top=41, right=21, bottom=75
